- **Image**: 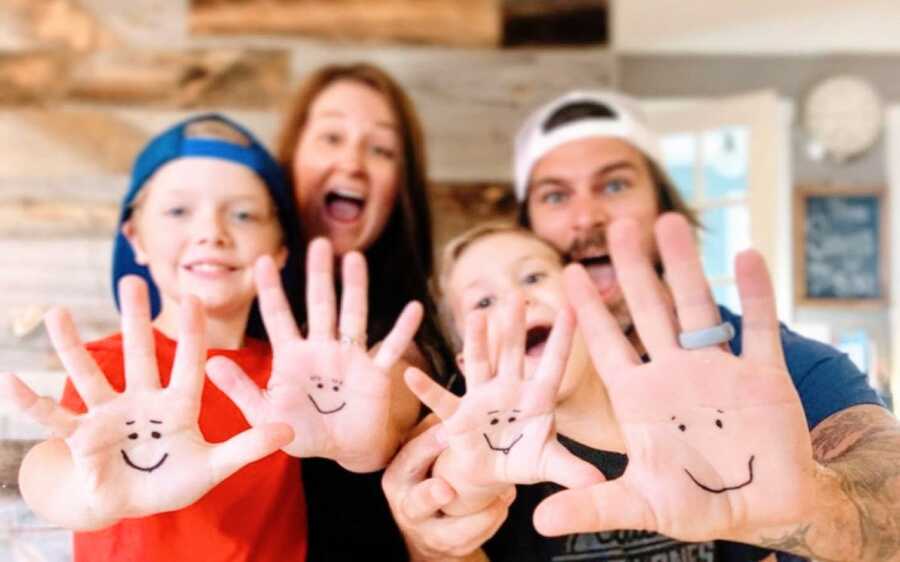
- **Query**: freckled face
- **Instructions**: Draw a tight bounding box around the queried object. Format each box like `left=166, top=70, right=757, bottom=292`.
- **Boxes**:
left=293, top=79, right=402, bottom=256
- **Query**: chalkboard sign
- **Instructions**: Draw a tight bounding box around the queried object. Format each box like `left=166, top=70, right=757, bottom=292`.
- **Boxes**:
left=794, top=187, right=888, bottom=305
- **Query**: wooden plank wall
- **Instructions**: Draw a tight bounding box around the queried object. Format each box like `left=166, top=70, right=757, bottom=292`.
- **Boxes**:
left=0, top=1, right=613, bottom=437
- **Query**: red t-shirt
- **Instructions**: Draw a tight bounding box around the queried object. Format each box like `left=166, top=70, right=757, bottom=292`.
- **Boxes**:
left=60, top=329, right=307, bottom=562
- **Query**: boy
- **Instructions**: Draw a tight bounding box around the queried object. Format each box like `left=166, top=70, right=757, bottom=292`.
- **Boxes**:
left=2, top=114, right=307, bottom=561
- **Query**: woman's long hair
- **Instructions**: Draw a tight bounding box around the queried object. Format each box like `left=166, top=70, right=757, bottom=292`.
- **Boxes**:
left=277, top=62, right=456, bottom=388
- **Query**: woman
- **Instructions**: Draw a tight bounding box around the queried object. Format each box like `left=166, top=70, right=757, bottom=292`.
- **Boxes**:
left=277, top=62, right=457, bottom=560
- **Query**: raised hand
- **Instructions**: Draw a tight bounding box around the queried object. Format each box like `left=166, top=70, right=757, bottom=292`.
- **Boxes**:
left=407, top=294, right=604, bottom=516
left=0, top=277, right=292, bottom=530
left=533, top=213, right=815, bottom=541
left=207, top=238, right=423, bottom=472
left=382, top=417, right=515, bottom=561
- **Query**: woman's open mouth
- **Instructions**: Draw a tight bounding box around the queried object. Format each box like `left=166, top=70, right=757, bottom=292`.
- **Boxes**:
left=325, top=190, right=366, bottom=223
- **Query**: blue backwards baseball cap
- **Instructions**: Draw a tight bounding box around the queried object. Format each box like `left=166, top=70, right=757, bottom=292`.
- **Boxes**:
left=112, top=113, right=302, bottom=324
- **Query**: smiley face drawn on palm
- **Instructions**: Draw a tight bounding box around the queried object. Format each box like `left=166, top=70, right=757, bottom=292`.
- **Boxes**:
left=206, top=242, right=424, bottom=466
left=483, top=408, right=524, bottom=455
left=2, top=279, right=294, bottom=522
left=670, top=409, right=755, bottom=494
left=408, top=299, right=604, bottom=494
left=306, top=375, right=346, bottom=415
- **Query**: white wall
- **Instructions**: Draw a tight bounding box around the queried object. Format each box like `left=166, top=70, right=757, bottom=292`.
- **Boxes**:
left=887, top=106, right=900, bottom=411
left=614, top=0, right=900, bottom=54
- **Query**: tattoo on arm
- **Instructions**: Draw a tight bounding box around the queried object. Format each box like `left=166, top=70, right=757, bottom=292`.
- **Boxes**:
left=760, top=406, right=900, bottom=562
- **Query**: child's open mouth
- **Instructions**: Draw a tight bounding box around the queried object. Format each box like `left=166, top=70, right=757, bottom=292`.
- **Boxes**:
left=325, top=189, right=366, bottom=223
left=525, top=325, right=552, bottom=357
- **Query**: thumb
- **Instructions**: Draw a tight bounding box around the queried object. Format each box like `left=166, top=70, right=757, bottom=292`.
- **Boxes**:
left=208, top=423, right=294, bottom=483
left=540, top=439, right=606, bottom=489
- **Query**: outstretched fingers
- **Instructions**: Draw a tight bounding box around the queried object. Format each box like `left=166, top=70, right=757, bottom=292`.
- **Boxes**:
left=206, top=356, right=269, bottom=427
left=169, top=295, right=207, bottom=400
left=404, top=367, right=459, bottom=421
left=373, top=301, right=423, bottom=371
left=118, top=276, right=161, bottom=391
left=497, top=294, right=526, bottom=380
left=461, top=311, right=492, bottom=387
left=0, top=373, right=77, bottom=437
left=527, top=307, right=575, bottom=412
left=533, top=481, right=652, bottom=537
left=255, top=255, right=301, bottom=352
left=735, top=249, right=786, bottom=369
left=44, top=307, right=116, bottom=407
left=656, top=214, right=722, bottom=335
left=563, top=264, right=640, bottom=377
left=608, top=219, right=679, bottom=357
left=306, top=238, right=337, bottom=341
left=338, top=251, right=369, bottom=347
left=209, top=423, right=294, bottom=483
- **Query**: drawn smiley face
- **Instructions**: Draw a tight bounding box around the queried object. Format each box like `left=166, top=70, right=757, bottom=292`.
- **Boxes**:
left=120, top=419, right=168, bottom=473
left=482, top=409, right=524, bottom=455
left=672, top=410, right=755, bottom=494
left=307, top=375, right=346, bottom=415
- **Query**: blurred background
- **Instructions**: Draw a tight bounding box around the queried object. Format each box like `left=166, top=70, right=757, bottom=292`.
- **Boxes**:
left=1, top=1, right=898, bottom=559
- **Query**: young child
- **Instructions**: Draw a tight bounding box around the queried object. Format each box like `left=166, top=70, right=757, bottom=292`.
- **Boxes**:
left=406, top=223, right=796, bottom=562
left=406, top=223, right=618, bottom=515
left=1, top=114, right=308, bottom=561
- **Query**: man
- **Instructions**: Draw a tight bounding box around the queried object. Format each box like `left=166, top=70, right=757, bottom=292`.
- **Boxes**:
left=503, top=89, right=899, bottom=561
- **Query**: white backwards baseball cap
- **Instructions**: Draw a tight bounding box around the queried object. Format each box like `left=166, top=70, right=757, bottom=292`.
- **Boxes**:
left=513, top=90, right=663, bottom=201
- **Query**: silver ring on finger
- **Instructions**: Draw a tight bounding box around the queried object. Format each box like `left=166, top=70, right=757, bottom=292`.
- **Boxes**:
left=677, top=321, right=735, bottom=350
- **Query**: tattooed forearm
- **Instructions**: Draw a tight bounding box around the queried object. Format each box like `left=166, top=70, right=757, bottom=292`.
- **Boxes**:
left=761, top=405, right=900, bottom=562
left=759, top=524, right=842, bottom=562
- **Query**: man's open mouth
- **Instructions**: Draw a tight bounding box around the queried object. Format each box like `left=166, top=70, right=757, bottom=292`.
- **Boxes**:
left=579, top=255, right=618, bottom=295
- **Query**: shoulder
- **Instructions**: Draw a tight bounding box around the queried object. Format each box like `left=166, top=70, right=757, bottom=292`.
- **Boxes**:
left=721, top=307, right=884, bottom=429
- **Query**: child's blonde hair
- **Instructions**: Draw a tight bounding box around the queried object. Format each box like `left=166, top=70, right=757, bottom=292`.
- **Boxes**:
left=436, top=222, right=563, bottom=350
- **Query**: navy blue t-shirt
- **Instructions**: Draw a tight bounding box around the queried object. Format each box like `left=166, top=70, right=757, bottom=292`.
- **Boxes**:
left=482, top=306, right=885, bottom=562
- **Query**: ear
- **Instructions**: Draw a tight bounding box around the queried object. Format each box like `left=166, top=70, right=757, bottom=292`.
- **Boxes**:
left=272, top=245, right=289, bottom=270
left=455, top=352, right=465, bottom=377
left=121, top=220, right=149, bottom=266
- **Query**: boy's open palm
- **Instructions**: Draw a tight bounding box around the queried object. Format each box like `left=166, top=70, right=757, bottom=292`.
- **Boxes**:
left=0, top=277, right=292, bottom=530
left=407, top=296, right=603, bottom=516
left=207, top=239, right=423, bottom=472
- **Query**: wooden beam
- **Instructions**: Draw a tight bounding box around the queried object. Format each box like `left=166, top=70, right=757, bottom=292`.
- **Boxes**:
left=503, top=0, right=608, bottom=46
left=0, top=49, right=290, bottom=108
left=190, top=0, right=502, bottom=47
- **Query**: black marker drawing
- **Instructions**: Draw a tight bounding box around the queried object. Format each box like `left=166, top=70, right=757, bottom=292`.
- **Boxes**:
left=483, top=432, right=523, bottom=455
left=121, top=419, right=168, bottom=473
left=482, top=408, right=523, bottom=455
left=308, top=376, right=346, bottom=414
left=121, top=450, right=169, bottom=473
left=685, top=455, right=755, bottom=494
left=674, top=411, right=755, bottom=494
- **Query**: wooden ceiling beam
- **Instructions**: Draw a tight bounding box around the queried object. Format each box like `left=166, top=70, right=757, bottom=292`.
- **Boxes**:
left=190, top=0, right=503, bottom=48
